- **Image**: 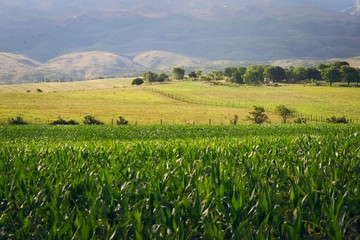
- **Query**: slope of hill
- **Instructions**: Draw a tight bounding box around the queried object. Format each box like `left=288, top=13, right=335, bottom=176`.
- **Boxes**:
left=133, top=51, right=204, bottom=70
left=0, top=51, right=145, bottom=84
left=38, top=51, right=143, bottom=80
left=1, top=50, right=360, bottom=84
left=0, top=53, right=41, bottom=73
left=1, top=0, right=360, bottom=62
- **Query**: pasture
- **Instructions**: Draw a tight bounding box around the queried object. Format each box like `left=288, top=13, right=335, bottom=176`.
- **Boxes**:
left=0, top=79, right=359, bottom=125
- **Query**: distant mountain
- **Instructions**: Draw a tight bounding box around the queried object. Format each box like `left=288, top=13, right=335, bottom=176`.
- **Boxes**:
left=0, top=0, right=360, bottom=62
left=133, top=51, right=204, bottom=70
left=0, top=51, right=144, bottom=84
left=1, top=50, right=359, bottom=84
left=0, top=53, right=41, bottom=73
left=39, top=51, right=142, bottom=80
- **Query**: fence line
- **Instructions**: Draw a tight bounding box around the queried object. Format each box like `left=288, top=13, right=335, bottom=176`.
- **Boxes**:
left=144, top=87, right=360, bottom=124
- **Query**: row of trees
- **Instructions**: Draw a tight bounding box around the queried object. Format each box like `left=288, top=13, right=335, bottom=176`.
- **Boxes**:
left=135, top=61, right=360, bottom=86
left=208, top=61, right=360, bottom=86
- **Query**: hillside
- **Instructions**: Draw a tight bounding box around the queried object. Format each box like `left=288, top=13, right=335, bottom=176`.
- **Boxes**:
left=1, top=0, right=360, bottom=62
left=1, top=50, right=360, bottom=84
left=133, top=51, right=204, bottom=70
left=0, top=53, right=41, bottom=73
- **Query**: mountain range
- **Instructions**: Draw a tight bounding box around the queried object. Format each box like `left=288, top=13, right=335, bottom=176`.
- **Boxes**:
left=1, top=50, right=360, bottom=84
left=1, top=0, right=360, bottom=83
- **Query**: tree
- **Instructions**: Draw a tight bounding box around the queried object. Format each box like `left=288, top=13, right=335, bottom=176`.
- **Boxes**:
left=275, top=105, right=294, bottom=124
left=224, top=67, right=245, bottom=84
left=195, top=70, right=203, bottom=78
left=264, top=66, right=285, bottom=83
left=247, top=106, right=269, bottom=124
left=132, top=78, right=144, bottom=85
left=243, top=65, right=266, bottom=85
left=340, top=65, right=359, bottom=86
left=142, top=71, right=158, bottom=83
left=172, top=67, right=185, bottom=80
left=224, top=67, right=238, bottom=78
left=332, top=61, right=350, bottom=69
left=321, top=67, right=341, bottom=86
left=210, top=70, right=224, bottom=80
left=292, top=67, right=307, bottom=82
left=304, top=67, right=322, bottom=81
left=157, top=73, right=169, bottom=82
left=188, top=71, right=197, bottom=79
left=317, top=63, right=330, bottom=71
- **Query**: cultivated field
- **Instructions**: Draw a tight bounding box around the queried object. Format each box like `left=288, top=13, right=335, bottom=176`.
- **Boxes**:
left=1, top=79, right=359, bottom=238
left=0, top=124, right=359, bottom=239
left=0, top=79, right=359, bottom=124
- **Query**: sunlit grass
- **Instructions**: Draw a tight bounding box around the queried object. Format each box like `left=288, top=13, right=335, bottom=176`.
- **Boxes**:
left=150, top=82, right=360, bottom=120
left=0, top=80, right=359, bottom=124
left=0, top=86, right=261, bottom=125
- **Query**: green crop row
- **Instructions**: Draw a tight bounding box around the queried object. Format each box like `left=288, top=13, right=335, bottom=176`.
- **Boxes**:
left=0, top=125, right=359, bottom=239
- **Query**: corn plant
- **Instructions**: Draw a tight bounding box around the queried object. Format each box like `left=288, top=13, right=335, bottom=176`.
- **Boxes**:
left=0, top=124, right=359, bottom=239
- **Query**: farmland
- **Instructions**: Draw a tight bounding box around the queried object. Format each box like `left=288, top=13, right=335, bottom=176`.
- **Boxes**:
left=0, top=124, right=359, bottom=239
left=0, top=79, right=359, bottom=238
left=0, top=79, right=359, bottom=124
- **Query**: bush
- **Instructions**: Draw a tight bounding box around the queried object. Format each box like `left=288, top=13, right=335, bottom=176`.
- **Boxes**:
left=132, top=78, right=144, bottom=85
left=50, top=117, right=79, bottom=125
left=230, top=114, right=239, bottom=125
left=116, top=116, right=129, bottom=125
left=294, top=118, right=306, bottom=124
left=83, top=115, right=104, bottom=125
left=8, top=116, right=28, bottom=125
left=326, top=116, right=348, bottom=124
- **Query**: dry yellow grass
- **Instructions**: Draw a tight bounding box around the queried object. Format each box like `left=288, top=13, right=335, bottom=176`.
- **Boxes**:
left=0, top=79, right=358, bottom=125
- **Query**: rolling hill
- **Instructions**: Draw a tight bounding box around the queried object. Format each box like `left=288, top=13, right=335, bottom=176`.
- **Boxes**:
left=1, top=0, right=360, bottom=62
left=1, top=50, right=360, bottom=84
left=0, top=53, right=41, bottom=73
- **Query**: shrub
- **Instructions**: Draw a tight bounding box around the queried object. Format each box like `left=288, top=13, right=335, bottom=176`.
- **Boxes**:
left=116, top=116, right=129, bottom=125
left=83, top=115, right=104, bottom=125
left=8, top=116, right=28, bottom=125
left=36, top=88, right=43, bottom=93
left=294, top=118, right=306, bottom=124
left=132, top=78, right=144, bottom=85
left=326, top=116, right=348, bottom=124
left=50, top=117, right=79, bottom=125
left=231, top=114, right=239, bottom=125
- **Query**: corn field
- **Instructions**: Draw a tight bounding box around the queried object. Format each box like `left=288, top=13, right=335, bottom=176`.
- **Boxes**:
left=0, top=125, right=359, bottom=239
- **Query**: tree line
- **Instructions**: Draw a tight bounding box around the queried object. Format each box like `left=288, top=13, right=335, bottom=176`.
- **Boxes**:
left=133, top=61, right=360, bottom=86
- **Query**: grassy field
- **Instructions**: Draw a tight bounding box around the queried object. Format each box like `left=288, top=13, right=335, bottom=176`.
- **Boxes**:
left=0, top=124, right=359, bottom=239
left=148, top=82, right=360, bottom=121
left=0, top=79, right=359, bottom=124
